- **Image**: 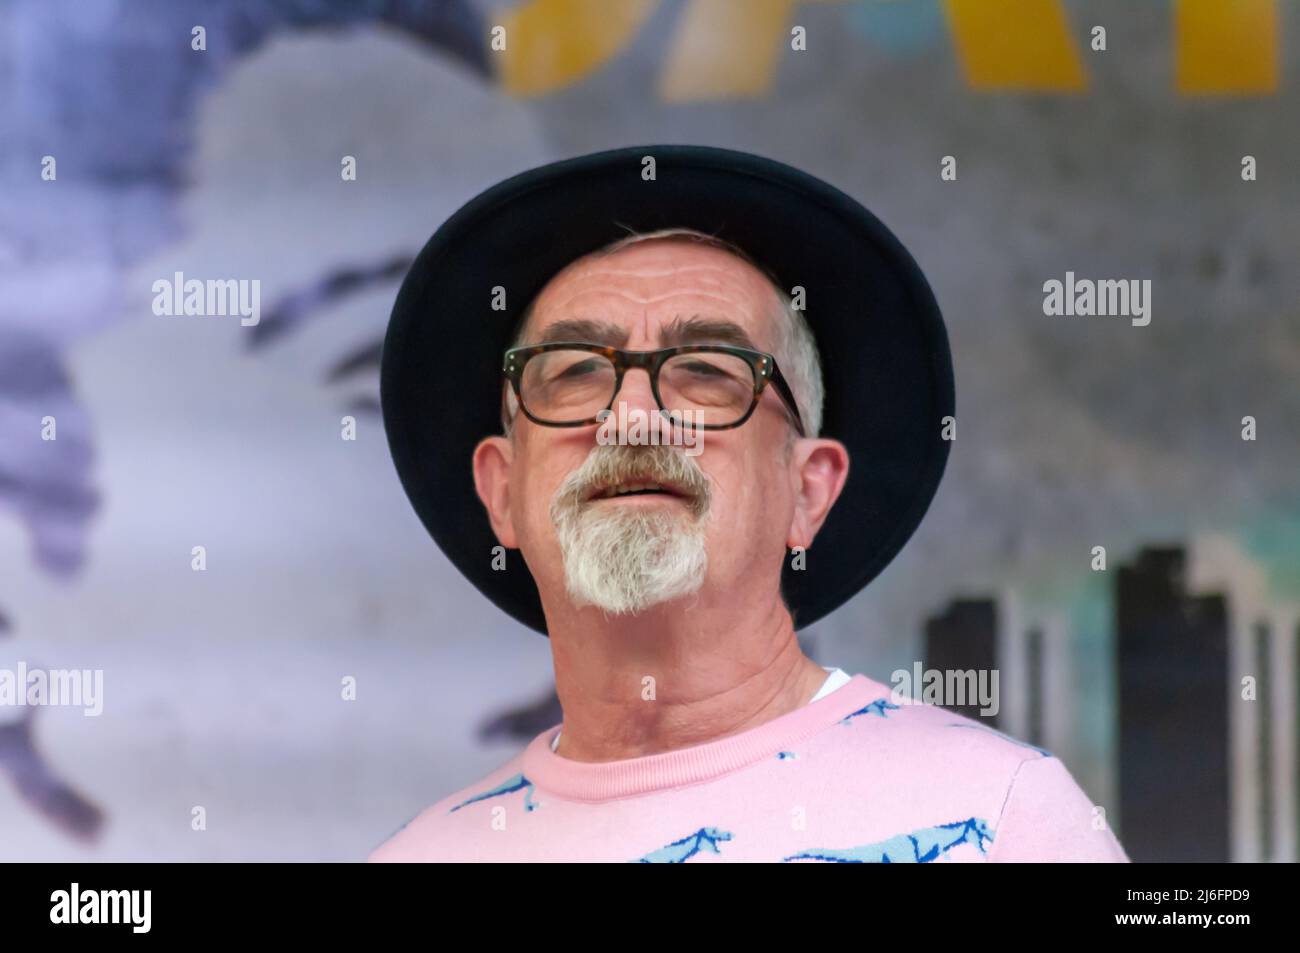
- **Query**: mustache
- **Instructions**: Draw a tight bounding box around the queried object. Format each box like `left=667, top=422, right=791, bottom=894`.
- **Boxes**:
left=550, top=444, right=711, bottom=519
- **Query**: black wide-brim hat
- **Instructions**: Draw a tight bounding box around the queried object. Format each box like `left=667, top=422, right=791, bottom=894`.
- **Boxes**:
left=381, top=144, right=953, bottom=635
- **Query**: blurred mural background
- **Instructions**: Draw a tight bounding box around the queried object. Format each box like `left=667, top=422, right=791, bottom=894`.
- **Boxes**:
left=1, top=0, right=1297, bottom=861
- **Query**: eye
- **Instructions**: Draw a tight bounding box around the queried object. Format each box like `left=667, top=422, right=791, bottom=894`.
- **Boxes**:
left=553, top=358, right=604, bottom=380
left=677, top=360, right=730, bottom=377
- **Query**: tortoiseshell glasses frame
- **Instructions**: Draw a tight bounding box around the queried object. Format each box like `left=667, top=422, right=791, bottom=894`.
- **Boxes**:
left=502, top=342, right=807, bottom=436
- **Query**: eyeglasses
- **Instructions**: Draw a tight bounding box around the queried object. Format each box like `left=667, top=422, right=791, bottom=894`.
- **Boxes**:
left=503, top=342, right=806, bottom=436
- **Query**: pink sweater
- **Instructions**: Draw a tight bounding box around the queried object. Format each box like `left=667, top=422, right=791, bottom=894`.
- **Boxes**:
left=369, top=673, right=1130, bottom=862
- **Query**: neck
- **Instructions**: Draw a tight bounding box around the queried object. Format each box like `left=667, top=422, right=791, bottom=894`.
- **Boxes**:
left=540, top=584, right=829, bottom=762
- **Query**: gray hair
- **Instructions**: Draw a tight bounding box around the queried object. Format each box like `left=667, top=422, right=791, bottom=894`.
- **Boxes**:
left=503, top=226, right=825, bottom=439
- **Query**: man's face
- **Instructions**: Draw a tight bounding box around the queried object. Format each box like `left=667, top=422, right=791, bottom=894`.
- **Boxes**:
left=473, top=236, right=842, bottom=620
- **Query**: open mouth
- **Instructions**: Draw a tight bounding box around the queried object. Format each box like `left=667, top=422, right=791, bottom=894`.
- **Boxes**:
left=585, top=478, right=689, bottom=502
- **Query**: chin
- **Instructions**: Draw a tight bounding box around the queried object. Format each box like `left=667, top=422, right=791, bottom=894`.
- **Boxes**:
left=557, top=508, right=709, bottom=616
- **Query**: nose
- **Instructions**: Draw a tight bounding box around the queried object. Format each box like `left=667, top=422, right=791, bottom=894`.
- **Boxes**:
left=605, top=366, right=662, bottom=440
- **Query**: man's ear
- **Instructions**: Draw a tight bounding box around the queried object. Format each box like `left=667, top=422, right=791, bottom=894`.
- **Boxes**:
left=472, top=434, right=518, bottom=549
left=787, top=438, right=850, bottom=551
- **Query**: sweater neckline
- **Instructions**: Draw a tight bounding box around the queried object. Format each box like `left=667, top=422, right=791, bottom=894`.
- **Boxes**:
left=520, top=673, right=888, bottom=802
left=549, top=666, right=850, bottom=752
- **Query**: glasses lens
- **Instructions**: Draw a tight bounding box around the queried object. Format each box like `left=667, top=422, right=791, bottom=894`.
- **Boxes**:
left=519, top=349, right=617, bottom=423
left=659, top=351, right=756, bottom=427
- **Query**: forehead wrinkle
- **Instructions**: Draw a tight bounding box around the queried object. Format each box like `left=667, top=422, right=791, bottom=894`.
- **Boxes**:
left=552, top=252, right=766, bottom=290
left=562, top=263, right=754, bottom=280
left=529, top=246, right=783, bottom=347
left=532, top=286, right=759, bottom=335
left=543, top=271, right=756, bottom=301
left=545, top=290, right=750, bottom=311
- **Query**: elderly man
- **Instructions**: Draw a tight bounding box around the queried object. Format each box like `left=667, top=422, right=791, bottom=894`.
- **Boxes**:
left=371, top=145, right=1128, bottom=863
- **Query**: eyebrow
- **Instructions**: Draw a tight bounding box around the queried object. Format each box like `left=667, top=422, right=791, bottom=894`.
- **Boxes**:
left=533, top=318, right=626, bottom=345
left=661, top=314, right=757, bottom=349
left=529, top=314, right=759, bottom=350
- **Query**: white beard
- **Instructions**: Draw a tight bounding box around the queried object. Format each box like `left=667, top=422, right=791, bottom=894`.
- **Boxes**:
left=549, top=446, right=710, bottom=615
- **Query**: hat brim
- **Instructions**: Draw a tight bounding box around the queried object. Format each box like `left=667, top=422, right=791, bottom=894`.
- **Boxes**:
left=381, top=144, right=953, bottom=635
